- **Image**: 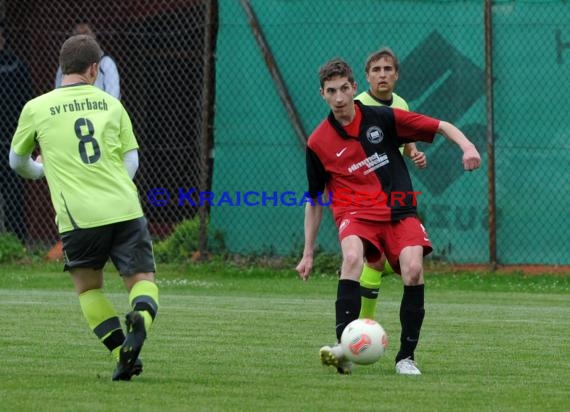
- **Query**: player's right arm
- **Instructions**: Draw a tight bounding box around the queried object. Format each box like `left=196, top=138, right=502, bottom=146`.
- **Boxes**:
left=296, top=145, right=328, bottom=281
left=397, top=98, right=427, bottom=168
left=296, top=202, right=324, bottom=281
left=9, top=102, right=44, bottom=180
left=404, top=143, right=427, bottom=168
left=9, top=150, right=44, bottom=179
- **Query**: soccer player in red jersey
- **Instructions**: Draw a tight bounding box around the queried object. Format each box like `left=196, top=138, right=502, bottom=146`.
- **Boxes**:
left=296, top=58, right=480, bottom=375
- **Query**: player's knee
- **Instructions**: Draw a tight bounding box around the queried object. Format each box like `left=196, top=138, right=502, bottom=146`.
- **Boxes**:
left=124, top=272, right=156, bottom=291
left=400, top=260, right=423, bottom=284
left=342, top=250, right=363, bottom=271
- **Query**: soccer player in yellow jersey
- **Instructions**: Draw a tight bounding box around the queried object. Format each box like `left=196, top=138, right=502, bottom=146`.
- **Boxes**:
left=355, top=48, right=426, bottom=321
left=9, top=35, right=158, bottom=381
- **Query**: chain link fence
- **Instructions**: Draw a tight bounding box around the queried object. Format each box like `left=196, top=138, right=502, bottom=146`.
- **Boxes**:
left=211, top=0, right=570, bottom=265
left=1, top=0, right=216, bottom=254
left=1, top=0, right=569, bottom=265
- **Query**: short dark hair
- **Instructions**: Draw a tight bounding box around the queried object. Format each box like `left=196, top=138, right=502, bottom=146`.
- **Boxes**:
left=59, top=34, right=103, bottom=75
left=364, top=47, right=400, bottom=73
left=319, top=58, right=355, bottom=88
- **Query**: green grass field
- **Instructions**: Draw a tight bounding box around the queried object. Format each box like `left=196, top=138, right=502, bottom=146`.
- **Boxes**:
left=1, top=261, right=569, bottom=411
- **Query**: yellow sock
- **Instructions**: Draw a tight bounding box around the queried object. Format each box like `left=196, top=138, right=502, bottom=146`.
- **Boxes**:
left=359, top=264, right=383, bottom=319
left=384, top=260, right=395, bottom=274
left=111, top=346, right=121, bottom=361
left=79, top=289, right=124, bottom=359
left=140, top=311, right=153, bottom=332
left=129, top=280, right=159, bottom=332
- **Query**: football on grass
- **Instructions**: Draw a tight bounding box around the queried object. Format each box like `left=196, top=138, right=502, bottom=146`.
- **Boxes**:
left=340, top=319, right=388, bottom=365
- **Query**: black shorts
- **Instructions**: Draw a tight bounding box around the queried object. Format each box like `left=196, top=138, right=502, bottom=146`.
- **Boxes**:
left=61, top=217, right=156, bottom=277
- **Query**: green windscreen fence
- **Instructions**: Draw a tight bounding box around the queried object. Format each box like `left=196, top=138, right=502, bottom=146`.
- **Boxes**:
left=492, top=1, right=570, bottom=264
left=211, top=0, right=570, bottom=265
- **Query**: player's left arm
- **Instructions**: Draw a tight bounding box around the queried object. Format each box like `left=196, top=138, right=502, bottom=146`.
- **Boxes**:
left=437, top=121, right=481, bottom=171
left=123, top=150, right=139, bottom=179
left=118, top=106, right=139, bottom=179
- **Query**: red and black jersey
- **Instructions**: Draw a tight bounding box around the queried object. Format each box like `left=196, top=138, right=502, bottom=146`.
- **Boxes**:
left=306, top=101, right=439, bottom=223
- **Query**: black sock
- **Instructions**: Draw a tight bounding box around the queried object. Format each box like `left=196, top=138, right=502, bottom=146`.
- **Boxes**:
left=102, top=329, right=126, bottom=352
left=335, top=279, right=361, bottom=341
left=396, top=284, right=425, bottom=363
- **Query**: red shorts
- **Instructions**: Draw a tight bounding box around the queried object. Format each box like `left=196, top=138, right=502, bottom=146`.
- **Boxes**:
left=337, top=216, right=432, bottom=274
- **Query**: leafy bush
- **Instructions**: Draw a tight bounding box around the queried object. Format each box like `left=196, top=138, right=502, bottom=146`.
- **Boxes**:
left=153, top=217, right=225, bottom=263
left=311, top=248, right=342, bottom=275
left=154, top=218, right=200, bottom=263
left=0, top=233, right=26, bottom=263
